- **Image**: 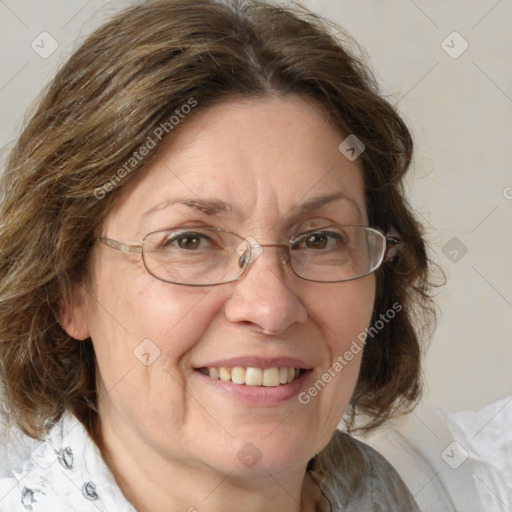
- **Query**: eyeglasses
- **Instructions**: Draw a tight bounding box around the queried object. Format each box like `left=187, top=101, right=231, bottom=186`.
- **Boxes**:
left=95, top=224, right=399, bottom=286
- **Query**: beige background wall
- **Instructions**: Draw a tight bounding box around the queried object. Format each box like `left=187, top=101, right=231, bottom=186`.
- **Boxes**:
left=1, top=0, right=510, bottom=412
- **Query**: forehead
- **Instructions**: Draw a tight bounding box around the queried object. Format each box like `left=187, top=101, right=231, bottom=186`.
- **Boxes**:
left=106, top=95, right=367, bottom=236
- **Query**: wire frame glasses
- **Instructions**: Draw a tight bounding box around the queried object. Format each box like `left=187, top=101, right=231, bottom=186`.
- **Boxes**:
left=96, top=224, right=399, bottom=286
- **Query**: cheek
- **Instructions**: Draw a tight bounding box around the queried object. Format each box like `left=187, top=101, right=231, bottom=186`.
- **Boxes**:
left=130, top=283, right=218, bottom=340
left=307, top=276, right=376, bottom=346
left=87, top=260, right=225, bottom=382
left=300, top=277, right=375, bottom=406
left=292, top=277, right=375, bottom=452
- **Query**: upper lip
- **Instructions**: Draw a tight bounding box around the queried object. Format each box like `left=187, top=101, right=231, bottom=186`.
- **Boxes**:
left=194, top=356, right=312, bottom=370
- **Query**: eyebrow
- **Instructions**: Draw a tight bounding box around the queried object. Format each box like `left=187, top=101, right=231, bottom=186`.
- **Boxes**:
left=142, top=198, right=233, bottom=218
left=141, top=193, right=362, bottom=220
left=293, top=193, right=361, bottom=217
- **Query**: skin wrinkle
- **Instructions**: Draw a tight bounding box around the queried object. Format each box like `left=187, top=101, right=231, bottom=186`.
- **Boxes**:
left=132, top=186, right=364, bottom=247
left=139, top=193, right=363, bottom=232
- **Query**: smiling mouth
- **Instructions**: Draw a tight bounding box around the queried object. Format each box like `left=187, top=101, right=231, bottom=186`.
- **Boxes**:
left=196, top=366, right=304, bottom=387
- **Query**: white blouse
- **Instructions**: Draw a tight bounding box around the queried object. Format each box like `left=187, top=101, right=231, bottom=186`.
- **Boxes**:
left=0, top=413, right=135, bottom=511
left=0, top=410, right=421, bottom=511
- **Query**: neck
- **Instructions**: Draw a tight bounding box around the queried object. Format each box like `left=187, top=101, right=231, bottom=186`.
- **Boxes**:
left=96, top=413, right=327, bottom=512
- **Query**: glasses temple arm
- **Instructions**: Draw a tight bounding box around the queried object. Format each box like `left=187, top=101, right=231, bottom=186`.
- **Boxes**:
left=383, top=228, right=400, bottom=260
left=96, top=237, right=142, bottom=254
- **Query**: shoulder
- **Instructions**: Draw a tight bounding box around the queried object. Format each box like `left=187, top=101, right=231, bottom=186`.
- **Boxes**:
left=361, top=399, right=511, bottom=512
left=0, top=410, right=34, bottom=511
left=0, top=410, right=135, bottom=512
left=312, top=430, right=421, bottom=512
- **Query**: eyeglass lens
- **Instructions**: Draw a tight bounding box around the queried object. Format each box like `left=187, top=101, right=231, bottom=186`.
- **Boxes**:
left=140, top=225, right=386, bottom=285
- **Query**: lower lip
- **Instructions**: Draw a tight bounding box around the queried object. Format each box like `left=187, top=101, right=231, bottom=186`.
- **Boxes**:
left=192, top=370, right=312, bottom=407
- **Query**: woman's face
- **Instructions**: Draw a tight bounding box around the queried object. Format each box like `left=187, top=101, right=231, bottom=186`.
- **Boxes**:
left=66, top=95, right=376, bottom=477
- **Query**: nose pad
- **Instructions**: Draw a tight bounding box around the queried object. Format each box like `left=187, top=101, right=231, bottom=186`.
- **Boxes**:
left=278, top=245, right=291, bottom=266
left=235, top=242, right=247, bottom=268
left=235, top=236, right=263, bottom=268
left=235, top=237, right=291, bottom=271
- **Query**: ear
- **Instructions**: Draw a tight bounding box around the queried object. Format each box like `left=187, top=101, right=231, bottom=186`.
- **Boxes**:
left=59, top=282, right=91, bottom=341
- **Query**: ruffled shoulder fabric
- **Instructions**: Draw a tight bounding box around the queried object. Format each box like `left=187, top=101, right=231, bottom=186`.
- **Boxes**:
left=358, top=397, right=512, bottom=512
left=0, top=412, right=135, bottom=511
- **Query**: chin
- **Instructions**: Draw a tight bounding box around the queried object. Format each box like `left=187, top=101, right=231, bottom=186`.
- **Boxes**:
left=227, top=431, right=320, bottom=477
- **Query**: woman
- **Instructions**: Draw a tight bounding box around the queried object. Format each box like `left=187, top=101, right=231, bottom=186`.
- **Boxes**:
left=0, top=0, right=433, bottom=510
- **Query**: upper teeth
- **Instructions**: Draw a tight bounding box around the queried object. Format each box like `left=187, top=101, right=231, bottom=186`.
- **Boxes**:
left=203, top=367, right=300, bottom=387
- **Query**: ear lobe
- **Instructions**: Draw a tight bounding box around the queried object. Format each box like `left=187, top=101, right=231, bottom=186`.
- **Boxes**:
left=59, top=283, right=91, bottom=341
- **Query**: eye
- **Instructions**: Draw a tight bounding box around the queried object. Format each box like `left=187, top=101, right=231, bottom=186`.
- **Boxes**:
left=162, top=231, right=213, bottom=250
left=292, top=229, right=346, bottom=251
left=304, top=233, right=328, bottom=249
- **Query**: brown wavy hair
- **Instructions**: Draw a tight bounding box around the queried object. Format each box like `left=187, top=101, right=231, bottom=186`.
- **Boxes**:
left=0, top=0, right=435, bottom=442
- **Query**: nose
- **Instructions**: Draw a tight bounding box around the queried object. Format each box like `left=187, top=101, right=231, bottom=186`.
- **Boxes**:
left=224, top=243, right=308, bottom=335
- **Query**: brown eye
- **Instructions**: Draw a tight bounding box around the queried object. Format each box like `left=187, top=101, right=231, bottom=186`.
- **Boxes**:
left=176, top=234, right=201, bottom=250
left=161, top=232, right=210, bottom=250
left=305, top=233, right=328, bottom=249
left=291, top=229, right=346, bottom=252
